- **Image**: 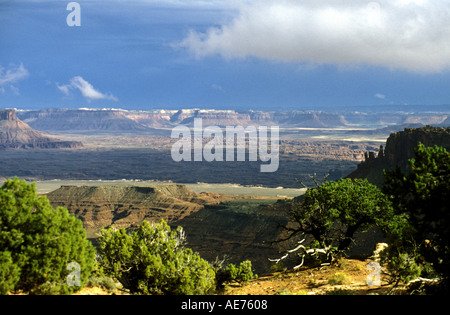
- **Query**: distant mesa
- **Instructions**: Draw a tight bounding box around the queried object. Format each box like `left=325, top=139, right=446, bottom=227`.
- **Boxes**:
left=0, top=109, right=83, bottom=149
left=16, top=107, right=350, bottom=132
left=14, top=107, right=450, bottom=134
left=17, top=108, right=151, bottom=132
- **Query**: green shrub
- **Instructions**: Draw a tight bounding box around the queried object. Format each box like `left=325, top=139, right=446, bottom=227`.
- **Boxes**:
left=270, top=261, right=286, bottom=273
left=0, top=178, right=95, bottom=295
left=218, top=260, right=255, bottom=285
left=385, top=251, right=422, bottom=285
left=87, top=276, right=118, bottom=292
left=97, top=220, right=216, bottom=295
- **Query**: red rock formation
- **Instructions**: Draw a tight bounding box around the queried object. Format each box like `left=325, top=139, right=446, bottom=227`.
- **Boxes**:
left=0, top=109, right=82, bottom=149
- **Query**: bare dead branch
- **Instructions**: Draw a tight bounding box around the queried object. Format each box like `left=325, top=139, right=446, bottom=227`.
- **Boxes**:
left=269, top=238, right=334, bottom=269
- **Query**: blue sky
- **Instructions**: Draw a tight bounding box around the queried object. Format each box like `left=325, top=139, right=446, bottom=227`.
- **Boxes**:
left=1, top=0, right=450, bottom=112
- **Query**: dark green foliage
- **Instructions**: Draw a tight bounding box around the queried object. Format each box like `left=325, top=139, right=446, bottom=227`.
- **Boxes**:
left=383, top=144, right=450, bottom=237
left=384, top=251, right=422, bottom=285
left=0, top=178, right=95, bottom=294
left=287, top=178, right=400, bottom=256
left=383, top=144, right=450, bottom=287
left=0, top=251, right=20, bottom=295
left=97, top=220, right=216, bottom=295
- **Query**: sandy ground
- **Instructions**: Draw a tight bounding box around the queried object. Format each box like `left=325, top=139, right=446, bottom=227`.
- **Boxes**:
left=223, top=258, right=402, bottom=295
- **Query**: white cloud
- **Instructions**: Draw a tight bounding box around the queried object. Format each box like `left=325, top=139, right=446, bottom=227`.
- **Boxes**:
left=57, top=76, right=118, bottom=101
left=57, top=83, right=71, bottom=96
left=177, top=0, right=450, bottom=72
left=374, top=93, right=386, bottom=99
left=0, top=63, right=29, bottom=86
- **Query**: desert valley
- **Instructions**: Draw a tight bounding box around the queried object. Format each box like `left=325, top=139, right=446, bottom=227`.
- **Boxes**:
left=4, top=106, right=449, bottom=187
left=4, top=0, right=450, bottom=300
left=2, top=106, right=450, bottom=277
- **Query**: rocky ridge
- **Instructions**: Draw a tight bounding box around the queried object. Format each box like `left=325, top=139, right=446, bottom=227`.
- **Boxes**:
left=0, top=109, right=82, bottom=149
left=18, top=108, right=348, bottom=131
left=46, top=184, right=229, bottom=237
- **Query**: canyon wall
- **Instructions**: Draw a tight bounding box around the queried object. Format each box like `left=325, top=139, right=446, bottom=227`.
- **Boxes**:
left=45, top=183, right=287, bottom=273
left=348, top=126, right=450, bottom=186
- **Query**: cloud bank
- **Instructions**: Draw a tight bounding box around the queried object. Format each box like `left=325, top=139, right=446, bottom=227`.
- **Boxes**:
left=58, top=76, right=118, bottom=101
left=178, top=0, right=450, bottom=72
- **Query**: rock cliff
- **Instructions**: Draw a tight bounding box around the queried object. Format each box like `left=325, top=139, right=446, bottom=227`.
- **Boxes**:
left=45, top=184, right=229, bottom=237
left=0, top=109, right=83, bottom=149
left=347, top=126, right=450, bottom=186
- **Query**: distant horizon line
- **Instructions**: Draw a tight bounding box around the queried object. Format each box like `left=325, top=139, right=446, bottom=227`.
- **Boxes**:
left=3, top=104, right=450, bottom=114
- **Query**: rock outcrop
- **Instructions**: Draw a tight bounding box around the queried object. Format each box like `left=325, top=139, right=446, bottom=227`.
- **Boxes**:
left=383, top=126, right=450, bottom=165
left=0, top=109, right=82, bottom=149
left=347, top=126, right=450, bottom=186
left=45, top=184, right=230, bottom=237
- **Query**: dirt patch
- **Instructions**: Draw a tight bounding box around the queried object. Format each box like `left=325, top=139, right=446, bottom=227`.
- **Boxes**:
left=223, top=258, right=404, bottom=295
left=74, top=287, right=121, bottom=295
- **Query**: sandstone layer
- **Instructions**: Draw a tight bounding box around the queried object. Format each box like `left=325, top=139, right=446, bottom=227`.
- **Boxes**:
left=46, top=184, right=231, bottom=237
left=0, top=109, right=82, bottom=149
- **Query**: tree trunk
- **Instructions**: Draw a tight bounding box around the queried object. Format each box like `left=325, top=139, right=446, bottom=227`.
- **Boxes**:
left=338, top=223, right=361, bottom=251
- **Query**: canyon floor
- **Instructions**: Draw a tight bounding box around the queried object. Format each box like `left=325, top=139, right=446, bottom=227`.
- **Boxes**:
left=0, top=130, right=382, bottom=188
